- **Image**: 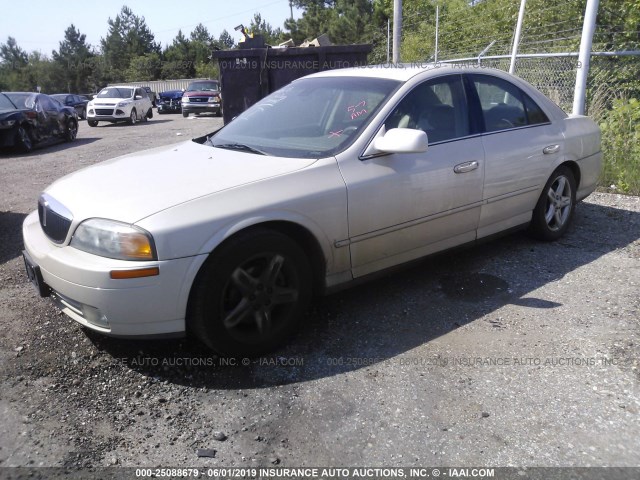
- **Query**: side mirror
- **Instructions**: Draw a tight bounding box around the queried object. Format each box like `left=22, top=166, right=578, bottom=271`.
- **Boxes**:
left=373, top=128, right=429, bottom=154
left=135, top=95, right=142, bottom=100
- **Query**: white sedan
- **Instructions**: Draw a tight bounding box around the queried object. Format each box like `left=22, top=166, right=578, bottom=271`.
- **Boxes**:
left=22, top=65, right=601, bottom=356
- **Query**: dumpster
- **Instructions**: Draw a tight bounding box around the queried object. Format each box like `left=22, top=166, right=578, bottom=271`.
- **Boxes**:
left=213, top=42, right=372, bottom=124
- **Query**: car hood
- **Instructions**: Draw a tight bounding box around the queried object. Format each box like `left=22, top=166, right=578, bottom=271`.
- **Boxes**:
left=44, top=140, right=318, bottom=224
left=184, top=91, right=218, bottom=97
left=90, top=98, right=129, bottom=104
left=159, top=91, right=183, bottom=99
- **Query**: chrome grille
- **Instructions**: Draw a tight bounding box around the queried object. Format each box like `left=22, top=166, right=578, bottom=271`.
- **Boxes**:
left=38, top=194, right=73, bottom=244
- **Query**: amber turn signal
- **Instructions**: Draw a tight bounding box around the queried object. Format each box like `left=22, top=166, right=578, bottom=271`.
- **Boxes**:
left=110, top=267, right=159, bottom=279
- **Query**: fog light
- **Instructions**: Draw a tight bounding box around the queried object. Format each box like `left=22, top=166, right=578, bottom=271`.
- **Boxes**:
left=82, top=304, right=110, bottom=328
left=51, top=290, right=110, bottom=329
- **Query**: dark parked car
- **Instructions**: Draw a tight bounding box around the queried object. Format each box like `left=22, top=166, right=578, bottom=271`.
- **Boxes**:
left=181, top=80, right=222, bottom=117
left=0, top=92, right=78, bottom=153
left=157, top=89, right=184, bottom=114
left=51, top=94, right=90, bottom=119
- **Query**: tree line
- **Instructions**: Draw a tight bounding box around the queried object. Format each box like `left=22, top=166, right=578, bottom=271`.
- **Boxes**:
left=0, top=6, right=280, bottom=93
left=1, top=1, right=637, bottom=94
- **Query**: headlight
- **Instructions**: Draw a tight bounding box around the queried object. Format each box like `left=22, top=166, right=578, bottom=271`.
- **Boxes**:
left=70, top=218, right=156, bottom=261
left=116, top=101, right=131, bottom=107
left=1, top=119, right=16, bottom=126
left=208, top=97, right=216, bottom=103
left=182, top=96, right=189, bottom=103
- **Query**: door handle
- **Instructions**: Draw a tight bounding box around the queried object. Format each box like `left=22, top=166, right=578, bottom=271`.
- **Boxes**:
left=543, top=144, right=560, bottom=154
left=454, top=161, right=479, bottom=174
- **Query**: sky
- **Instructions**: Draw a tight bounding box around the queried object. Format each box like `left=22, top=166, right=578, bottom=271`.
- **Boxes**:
left=0, top=0, right=301, bottom=55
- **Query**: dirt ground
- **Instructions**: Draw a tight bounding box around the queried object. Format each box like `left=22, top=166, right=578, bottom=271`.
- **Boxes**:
left=0, top=113, right=639, bottom=472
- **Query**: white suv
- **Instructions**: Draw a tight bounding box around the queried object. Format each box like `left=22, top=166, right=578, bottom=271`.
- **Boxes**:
left=87, top=86, right=153, bottom=127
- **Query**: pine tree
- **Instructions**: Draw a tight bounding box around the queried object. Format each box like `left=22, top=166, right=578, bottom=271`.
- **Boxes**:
left=52, top=25, right=93, bottom=92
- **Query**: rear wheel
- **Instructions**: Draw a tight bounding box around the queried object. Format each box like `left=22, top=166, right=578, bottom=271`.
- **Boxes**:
left=16, top=125, right=33, bottom=153
left=529, top=166, right=576, bottom=241
left=146, top=108, right=153, bottom=119
left=64, top=119, right=78, bottom=142
left=188, top=229, right=312, bottom=356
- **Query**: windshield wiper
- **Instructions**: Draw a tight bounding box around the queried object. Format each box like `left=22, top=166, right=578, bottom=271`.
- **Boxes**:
left=214, top=143, right=267, bottom=155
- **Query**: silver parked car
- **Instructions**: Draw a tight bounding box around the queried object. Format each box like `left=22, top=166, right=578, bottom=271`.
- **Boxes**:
left=22, top=65, right=601, bottom=356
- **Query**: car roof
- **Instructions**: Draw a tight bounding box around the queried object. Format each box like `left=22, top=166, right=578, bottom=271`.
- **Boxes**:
left=306, top=63, right=517, bottom=82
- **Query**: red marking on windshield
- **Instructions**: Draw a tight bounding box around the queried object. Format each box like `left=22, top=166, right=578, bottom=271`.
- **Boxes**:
left=348, top=101, right=367, bottom=120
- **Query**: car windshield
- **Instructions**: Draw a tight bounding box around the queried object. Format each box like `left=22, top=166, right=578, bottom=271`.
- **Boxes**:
left=187, top=81, right=219, bottom=92
left=209, top=76, right=400, bottom=159
left=51, top=94, right=67, bottom=102
left=4, top=93, right=36, bottom=109
left=0, top=93, right=17, bottom=109
left=97, top=88, right=133, bottom=99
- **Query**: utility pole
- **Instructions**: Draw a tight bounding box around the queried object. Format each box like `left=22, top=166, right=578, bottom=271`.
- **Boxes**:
left=573, top=0, right=600, bottom=115
left=509, top=0, right=527, bottom=74
left=434, top=5, right=439, bottom=64
left=387, top=19, right=391, bottom=63
left=393, top=0, right=402, bottom=64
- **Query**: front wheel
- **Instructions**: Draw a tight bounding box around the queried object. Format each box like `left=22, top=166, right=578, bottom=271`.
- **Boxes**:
left=128, top=109, right=137, bottom=125
left=87, top=120, right=98, bottom=127
left=529, top=166, right=576, bottom=241
left=182, top=111, right=189, bottom=118
left=188, top=229, right=312, bottom=357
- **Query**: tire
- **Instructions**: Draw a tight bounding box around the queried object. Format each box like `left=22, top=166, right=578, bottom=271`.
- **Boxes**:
left=188, top=228, right=313, bottom=357
left=529, top=166, right=576, bottom=241
left=15, top=124, right=33, bottom=153
left=128, top=109, right=137, bottom=125
left=64, top=119, right=78, bottom=142
left=147, top=108, right=153, bottom=119
left=87, top=120, right=98, bottom=127
left=80, top=108, right=86, bottom=120
left=182, top=111, right=189, bottom=118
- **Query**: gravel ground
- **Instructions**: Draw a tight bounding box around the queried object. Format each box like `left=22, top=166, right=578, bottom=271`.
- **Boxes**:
left=0, top=114, right=639, bottom=471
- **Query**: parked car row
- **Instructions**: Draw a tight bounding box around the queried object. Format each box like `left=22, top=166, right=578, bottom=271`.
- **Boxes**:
left=1, top=80, right=224, bottom=154
left=0, top=92, right=78, bottom=153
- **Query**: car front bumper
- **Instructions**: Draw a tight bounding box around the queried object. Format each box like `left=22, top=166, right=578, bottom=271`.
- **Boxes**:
left=0, top=125, right=17, bottom=147
left=158, top=103, right=182, bottom=113
left=182, top=102, right=221, bottom=114
left=87, top=104, right=133, bottom=122
left=22, top=211, right=203, bottom=337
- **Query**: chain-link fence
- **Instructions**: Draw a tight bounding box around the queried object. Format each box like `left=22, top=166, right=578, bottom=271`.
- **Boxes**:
left=437, top=52, right=640, bottom=194
left=397, top=0, right=640, bottom=194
